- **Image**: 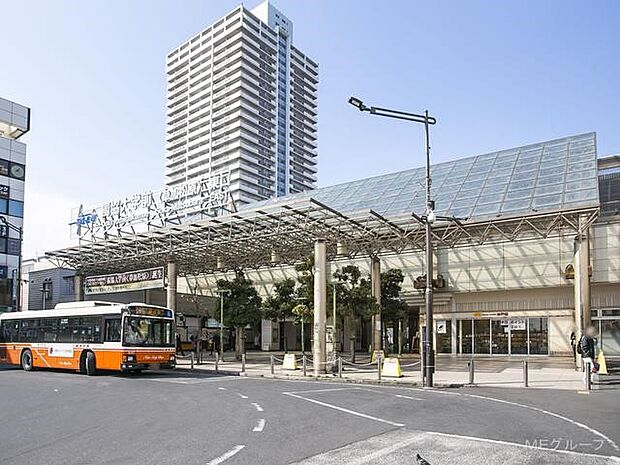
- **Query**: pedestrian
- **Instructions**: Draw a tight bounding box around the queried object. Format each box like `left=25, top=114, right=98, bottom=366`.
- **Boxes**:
left=214, top=334, right=220, bottom=356
left=577, top=326, right=599, bottom=386
left=190, top=334, right=196, bottom=355
left=209, top=334, right=214, bottom=356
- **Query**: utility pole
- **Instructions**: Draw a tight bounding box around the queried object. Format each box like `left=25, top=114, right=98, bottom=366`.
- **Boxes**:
left=348, top=97, right=438, bottom=386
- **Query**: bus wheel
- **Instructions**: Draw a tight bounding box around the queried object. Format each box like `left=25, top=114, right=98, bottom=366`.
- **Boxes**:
left=85, top=351, right=97, bottom=376
left=21, top=349, right=34, bottom=371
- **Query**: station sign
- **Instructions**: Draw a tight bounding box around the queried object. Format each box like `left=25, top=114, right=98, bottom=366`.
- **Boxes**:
left=84, top=267, right=165, bottom=295
left=71, top=171, right=232, bottom=240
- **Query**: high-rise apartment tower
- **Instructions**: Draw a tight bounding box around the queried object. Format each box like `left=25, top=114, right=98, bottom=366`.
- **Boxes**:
left=164, top=1, right=318, bottom=207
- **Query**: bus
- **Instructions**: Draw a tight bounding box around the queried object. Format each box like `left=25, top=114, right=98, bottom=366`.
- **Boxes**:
left=0, top=301, right=176, bottom=375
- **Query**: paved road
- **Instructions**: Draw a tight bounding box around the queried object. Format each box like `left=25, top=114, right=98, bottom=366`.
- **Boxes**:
left=0, top=366, right=618, bottom=464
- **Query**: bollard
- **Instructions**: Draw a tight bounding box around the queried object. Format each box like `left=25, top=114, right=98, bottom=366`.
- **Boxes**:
left=523, top=360, right=529, bottom=387
left=338, top=357, right=342, bottom=378
left=215, top=352, right=219, bottom=374
left=468, top=359, right=475, bottom=385
left=241, top=353, right=246, bottom=373
left=190, top=352, right=194, bottom=370
left=377, top=354, right=382, bottom=381
left=302, top=355, right=307, bottom=377
left=585, top=361, right=591, bottom=390
left=270, top=355, right=275, bottom=375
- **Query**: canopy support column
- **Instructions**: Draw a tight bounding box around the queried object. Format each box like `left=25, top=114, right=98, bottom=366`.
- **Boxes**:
left=573, top=215, right=591, bottom=369
left=73, top=274, right=84, bottom=301
left=167, top=261, right=177, bottom=313
left=313, top=239, right=327, bottom=376
left=371, top=256, right=382, bottom=353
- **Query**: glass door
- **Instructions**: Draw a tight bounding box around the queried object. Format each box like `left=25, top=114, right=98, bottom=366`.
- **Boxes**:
left=529, top=318, right=549, bottom=355
left=474, top=319, right=491, bottom=354
left=491, top=320, right=509, bottom=354
left=458, top=320, right=473, bottom=355
left=598, top=319, right=620, bottom=356
left=509, top=319, right=529, bottom=355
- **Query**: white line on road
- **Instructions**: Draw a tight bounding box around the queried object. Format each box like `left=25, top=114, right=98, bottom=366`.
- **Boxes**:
left=218, top=387, right=227, bottom=391
left=426, top=431, right=620, bottom=462
left=251, top=402, right=264, bottom=412
left=287, top=387, right=362, bottom=394
left=237, top=393, right=248, bottom=399
left=253, top=419, right=266, bottom=432
left=206, top=445, right=245, bottom=465
left=395, top=394, right=425, bottom=401
left=406, top=387, right=619, bottom=453
left=283, top=392, right=405, bottom=427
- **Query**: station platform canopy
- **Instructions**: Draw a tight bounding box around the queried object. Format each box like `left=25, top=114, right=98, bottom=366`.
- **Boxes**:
left=47, top=133, right=600, bottom=276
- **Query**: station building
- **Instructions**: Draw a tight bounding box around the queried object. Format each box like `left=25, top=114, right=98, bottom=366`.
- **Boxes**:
left=47, top=132, right=620, bottom=360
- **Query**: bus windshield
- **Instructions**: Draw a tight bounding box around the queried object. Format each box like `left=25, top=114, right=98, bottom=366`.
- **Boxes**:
left=123, top=316, right=174, bottom=347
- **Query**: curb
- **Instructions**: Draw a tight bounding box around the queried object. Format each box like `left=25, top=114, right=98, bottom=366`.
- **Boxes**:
left=174, top=366, right=462, bottom=388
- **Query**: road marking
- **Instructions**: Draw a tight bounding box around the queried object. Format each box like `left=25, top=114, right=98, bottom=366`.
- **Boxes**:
left=462, top=393, right=619, bottom=452
left=218, top=387, right=227, bottom=391
left=251, top=402, right=264, bottom=412
left=287, top=387, right=362, bottom=394
left=395, top=394, right=425, bottom=401
left=145, top=375, right=242, bottom=385
left=426, top=431, right=620, bottom=461
left=237, top=393, right=248, bottom=399
left=206, top=445, right=245, bottom=465
left=283, top=392, right=405, bottom=427
left=253, top=419, right=266, bottom=432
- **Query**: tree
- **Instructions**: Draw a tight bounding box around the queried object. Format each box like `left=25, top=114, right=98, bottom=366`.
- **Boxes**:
left=333, top=265, right=379, bottom=360
left=381, top=269, right=408, bottom=354
left=263, top=278, right=296, bottom=351
left=294, top=255, right=314, bottom=308
left=291, top=303, right=312, bottom=353
left=216, top=271, right=263, bottom=360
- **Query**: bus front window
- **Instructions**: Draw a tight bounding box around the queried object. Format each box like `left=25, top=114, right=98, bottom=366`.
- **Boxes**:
left=122, top=317, right=174, bottom=347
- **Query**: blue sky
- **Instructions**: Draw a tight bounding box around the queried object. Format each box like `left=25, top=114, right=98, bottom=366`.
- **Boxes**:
left=1, top=0, right=619, bottom=257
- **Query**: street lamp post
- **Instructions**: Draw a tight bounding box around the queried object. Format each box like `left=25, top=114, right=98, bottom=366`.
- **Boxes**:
left=0, top=216, right=23, bottom=312
left=215, top=289, right=231, bottom=361
left=348, top=97, right=437, bottom=387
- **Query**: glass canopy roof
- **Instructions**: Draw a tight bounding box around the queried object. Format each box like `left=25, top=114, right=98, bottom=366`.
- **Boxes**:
left=245, top=132, right=599, bottom=221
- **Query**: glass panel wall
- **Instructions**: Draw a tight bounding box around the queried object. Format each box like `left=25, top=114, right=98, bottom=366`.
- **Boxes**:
left=473, top=319, right=490, bottom=354
left=458, top=320, right=472, bottom=354
left=528, top=318, right=548, bottom=355
left=510, top=319, right=529, bottom=355
left=436, top=320, right=451, bottom=354
left=491, top=320, right=509, bottom=354
left=455, top=317, right=548, bottom=355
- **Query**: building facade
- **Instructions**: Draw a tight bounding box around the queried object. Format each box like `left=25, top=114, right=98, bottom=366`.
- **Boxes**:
left=0, top=97, right=30, bottom=312
left=164, top=0, right=318, bottom=207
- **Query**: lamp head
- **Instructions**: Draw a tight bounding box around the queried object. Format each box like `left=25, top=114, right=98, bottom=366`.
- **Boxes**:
left=348, top=96, right=366, bottom=111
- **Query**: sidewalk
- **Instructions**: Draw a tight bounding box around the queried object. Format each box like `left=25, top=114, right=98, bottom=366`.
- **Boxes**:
left=175, top=351, right=599, bottom=391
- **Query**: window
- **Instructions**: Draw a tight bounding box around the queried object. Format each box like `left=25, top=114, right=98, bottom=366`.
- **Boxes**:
left=60, top=276, right=74, bottom=297
left=6, top=238, right=20, bottom=256
left=8, top=200, right=23, bottom=218
left=104, top=318, right=122, bottom=342
left=0, top=320, right=20, bottom=342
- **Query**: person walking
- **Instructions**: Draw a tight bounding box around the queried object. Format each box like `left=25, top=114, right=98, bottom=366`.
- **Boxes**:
left=578, top=326, right=598, bottom=386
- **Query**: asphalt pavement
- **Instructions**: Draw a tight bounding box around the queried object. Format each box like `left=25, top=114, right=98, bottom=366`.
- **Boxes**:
left=0, top=365, right=618, bottom=465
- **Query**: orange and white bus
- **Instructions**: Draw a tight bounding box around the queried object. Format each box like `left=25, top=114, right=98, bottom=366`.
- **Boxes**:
left=0, top=301, right=176, bottom=375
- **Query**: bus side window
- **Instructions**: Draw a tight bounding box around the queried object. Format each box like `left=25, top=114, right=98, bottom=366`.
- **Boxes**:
left=1, top=320, right=19, bottom=342
left=105, top=318, right=121, bottom=342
